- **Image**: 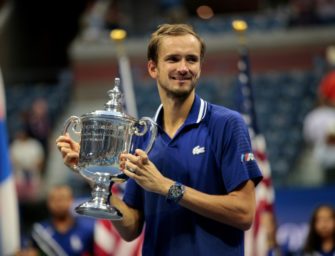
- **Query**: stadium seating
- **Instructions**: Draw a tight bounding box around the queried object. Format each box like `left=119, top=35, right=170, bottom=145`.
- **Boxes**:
left=5, top=70, right=73, bottom=142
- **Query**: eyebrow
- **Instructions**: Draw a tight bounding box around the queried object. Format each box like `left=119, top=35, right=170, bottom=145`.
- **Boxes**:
left=164, top=54, right=199, bottom=60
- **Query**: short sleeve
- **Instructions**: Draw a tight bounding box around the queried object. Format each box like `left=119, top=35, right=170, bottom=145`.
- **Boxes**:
left=211, top=111, right=262, bottom=192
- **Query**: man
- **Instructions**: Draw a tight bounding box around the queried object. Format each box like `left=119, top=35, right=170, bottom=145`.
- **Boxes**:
left=56, top=24, right=263, bottom=255
left=18, top=185, right=95, bottom=256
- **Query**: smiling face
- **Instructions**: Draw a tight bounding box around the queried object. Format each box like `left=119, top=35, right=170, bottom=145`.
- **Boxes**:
left=148, top=34, right=202, bottom=101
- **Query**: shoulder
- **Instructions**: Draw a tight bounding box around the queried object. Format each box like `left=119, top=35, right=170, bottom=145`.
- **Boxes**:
left=34, top=219, right=51, bottom=229
left=31, top=219, right=54, bottom=238
left=206, top=102, right=245, bottom=128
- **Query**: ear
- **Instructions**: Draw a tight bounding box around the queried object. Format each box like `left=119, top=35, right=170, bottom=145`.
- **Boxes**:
left=147, top=60, right=157, bottom=79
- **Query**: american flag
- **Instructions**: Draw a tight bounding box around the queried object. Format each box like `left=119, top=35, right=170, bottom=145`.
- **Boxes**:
left=0, top=67, right=20, bottom=255
left=235, top=47, right=276, bottom=256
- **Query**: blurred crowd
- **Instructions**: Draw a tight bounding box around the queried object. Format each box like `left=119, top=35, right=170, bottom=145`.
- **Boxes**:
left=289, top=0, right=335, bottom=26
left=301, top=46, right=335, bottom=186
left=10, top=98, right=50, bottom=203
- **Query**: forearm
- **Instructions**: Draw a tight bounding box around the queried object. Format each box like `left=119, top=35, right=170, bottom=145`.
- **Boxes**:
left=181, top=180, right=255, bottom=230
left=110, top=196, right=144, bottom=241
left=160, top=179, right=255, bottom=230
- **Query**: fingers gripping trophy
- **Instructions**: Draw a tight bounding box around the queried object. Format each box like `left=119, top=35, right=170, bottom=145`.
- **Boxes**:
left=62, top=77, right=157, bottom=220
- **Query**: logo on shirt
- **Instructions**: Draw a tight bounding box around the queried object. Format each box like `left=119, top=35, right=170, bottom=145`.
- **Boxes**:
left=241, top=153, right=255, bottom=162
left=70, top=235, right=83, bottom=251
left=192, top=145, right=205, bottom=155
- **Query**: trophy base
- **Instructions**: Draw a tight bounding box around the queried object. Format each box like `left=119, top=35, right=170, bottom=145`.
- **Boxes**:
left=75, top=200, right=123, bottom=220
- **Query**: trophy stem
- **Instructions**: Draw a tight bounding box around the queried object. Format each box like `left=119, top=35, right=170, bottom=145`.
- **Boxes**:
left=75, top=173, right=123, bottom=220
left=91, top=174, right=112, bottom=204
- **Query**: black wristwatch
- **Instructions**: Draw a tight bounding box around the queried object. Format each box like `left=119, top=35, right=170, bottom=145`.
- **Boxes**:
left=166, top=182, right=185, bottom=204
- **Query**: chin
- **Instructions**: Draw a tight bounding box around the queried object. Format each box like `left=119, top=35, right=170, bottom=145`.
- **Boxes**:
left=169, top=89, right=193, bottom=100
left=54, top=213, right=68, bottom=220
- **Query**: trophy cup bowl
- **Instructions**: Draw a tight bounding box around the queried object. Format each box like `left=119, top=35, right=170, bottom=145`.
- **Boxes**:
left=62, top=78, right=157, bottom=220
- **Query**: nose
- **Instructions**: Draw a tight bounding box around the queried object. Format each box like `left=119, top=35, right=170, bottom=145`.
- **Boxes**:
left=177, top=59, right=189, bottom=74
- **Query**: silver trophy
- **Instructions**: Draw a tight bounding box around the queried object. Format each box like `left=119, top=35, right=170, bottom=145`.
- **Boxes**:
left=62, top=77, right=157, bottom=220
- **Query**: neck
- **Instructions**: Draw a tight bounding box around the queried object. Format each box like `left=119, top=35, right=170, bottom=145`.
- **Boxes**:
left=321, top=237, right=334, bottom=252
left=160, top=92, right=195, bottom=138
left=52, top=214, right=74, bottom=234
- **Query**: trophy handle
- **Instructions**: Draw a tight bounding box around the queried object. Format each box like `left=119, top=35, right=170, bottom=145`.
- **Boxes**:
left=133, top=117, right=157, bottom=153
left=62, top=115, right=82, bottom=136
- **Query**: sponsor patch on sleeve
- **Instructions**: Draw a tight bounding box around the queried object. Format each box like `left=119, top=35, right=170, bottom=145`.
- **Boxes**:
left=241, top=152, right=255, bottom=162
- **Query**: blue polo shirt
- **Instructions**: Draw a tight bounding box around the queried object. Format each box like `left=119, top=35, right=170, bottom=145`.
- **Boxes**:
left=123, top=95, right=263, bottom=256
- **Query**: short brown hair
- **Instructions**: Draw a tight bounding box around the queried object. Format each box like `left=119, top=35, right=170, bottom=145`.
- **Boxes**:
left=147, top=24, right=206, bottom=63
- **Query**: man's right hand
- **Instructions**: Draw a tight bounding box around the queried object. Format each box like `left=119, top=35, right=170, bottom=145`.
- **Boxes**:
left=55, top=134, right=80, bottom=171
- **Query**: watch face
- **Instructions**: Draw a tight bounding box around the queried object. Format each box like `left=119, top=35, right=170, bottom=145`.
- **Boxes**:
left=167, top=183, right=184, bottom=203
left=171, top=185, right=181, bottom=197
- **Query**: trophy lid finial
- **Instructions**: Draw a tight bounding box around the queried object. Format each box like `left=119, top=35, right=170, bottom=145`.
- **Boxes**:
left=105, top=77, right=123, bottom=112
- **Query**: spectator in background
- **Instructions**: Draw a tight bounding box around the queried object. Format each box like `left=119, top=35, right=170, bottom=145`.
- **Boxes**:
left=304, top=71, right=335, bottom=145
left=303, top=70, right=335, bottom=184
left=23, top=98, right=51, bottom=174
left=10, top=128, right=45, bottom=202
left=17, top=185, right=95, bottom=256
left=302, top=204, right=335, bottom=256
left=313, top=122, right=335, bottom=184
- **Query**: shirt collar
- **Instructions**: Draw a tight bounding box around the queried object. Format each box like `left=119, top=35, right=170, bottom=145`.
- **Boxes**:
left=153, top=95, right=208, bottom=127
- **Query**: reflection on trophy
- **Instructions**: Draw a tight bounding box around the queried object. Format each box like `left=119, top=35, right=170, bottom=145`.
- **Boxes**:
left=62, top=77, right=157, bottom=220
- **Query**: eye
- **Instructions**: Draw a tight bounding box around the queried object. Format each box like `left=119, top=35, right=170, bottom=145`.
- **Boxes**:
left=166, top=56, right=179, bottom=62
left=187, top=56, right=199, bottom=63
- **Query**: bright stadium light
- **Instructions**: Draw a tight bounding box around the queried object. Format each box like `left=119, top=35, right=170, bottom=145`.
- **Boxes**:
left=232, top=20, right=248, bottom=32
left=110, top=29, right=127, bottom=41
